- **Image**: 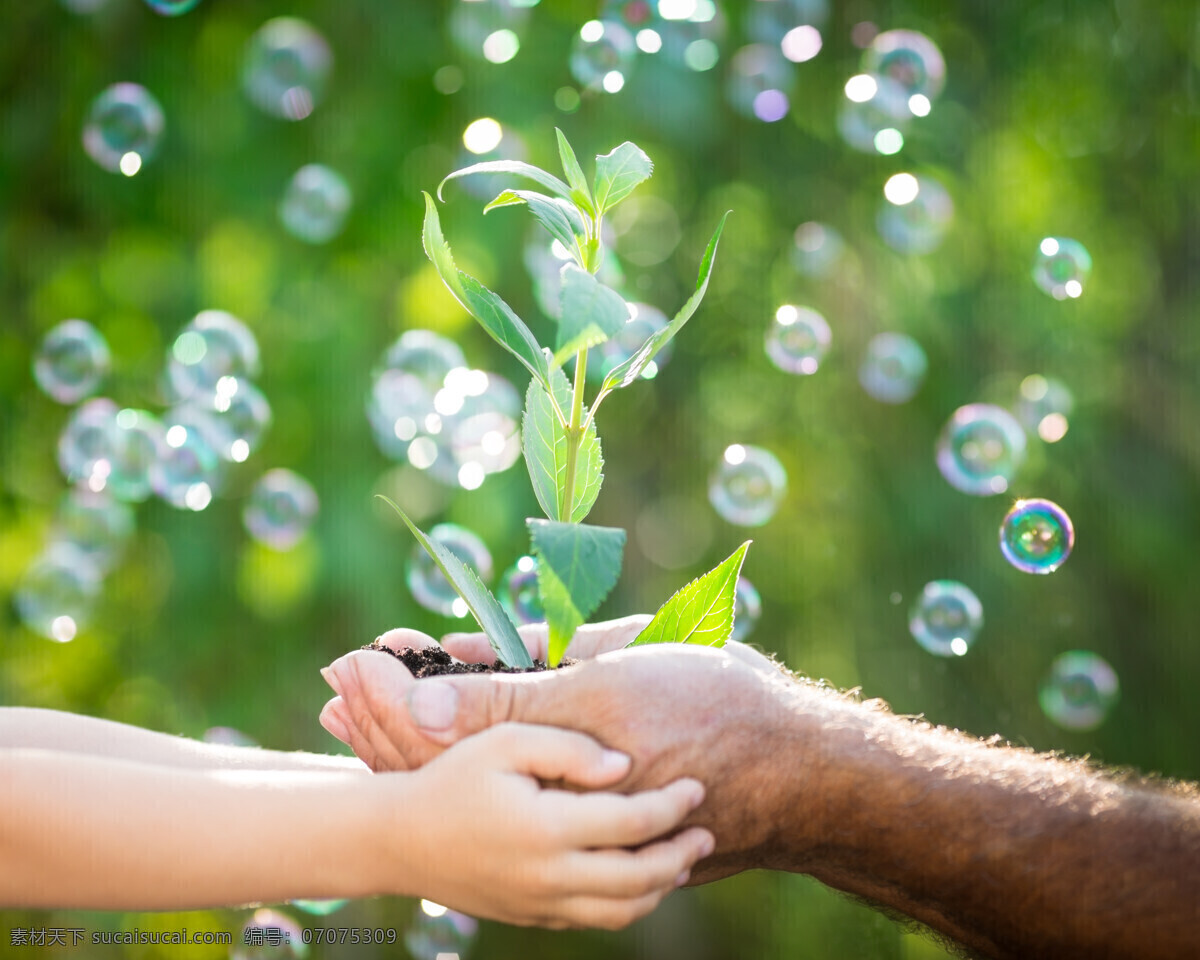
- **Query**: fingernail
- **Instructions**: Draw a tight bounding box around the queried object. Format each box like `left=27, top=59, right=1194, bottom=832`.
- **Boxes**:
left=687, top=780, right=705, bottom=808
left=675, top=869, right=691, bottom=888
left=700, top=834, right=715, bottom=858
left=406, top=680, right=458, bottom=731
left=321, top=666, right=344, bottom=697
left=600, top=749, right=630, bottom=772
left=321, top=707, right=350, bottom=742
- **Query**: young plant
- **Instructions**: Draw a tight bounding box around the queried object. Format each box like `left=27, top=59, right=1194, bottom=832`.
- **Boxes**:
left=382, top=130, right=746, bottom=668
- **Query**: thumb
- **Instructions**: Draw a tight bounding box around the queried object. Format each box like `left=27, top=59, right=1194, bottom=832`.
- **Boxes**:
left=477, top=723, right=630, bottom=787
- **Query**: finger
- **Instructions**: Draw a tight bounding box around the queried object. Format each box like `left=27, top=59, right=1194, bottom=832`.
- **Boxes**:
left=319, top=696, right=352, bottom=744
left=474, top=722, right=630, bottom=786
left=442, top=622, right=548, bottom=664
left=570, top=615, right=653, bottom=659
left=558, top=826, right=714, bottom=899
left=553, top=778, right=706, bottom=848
left=373, top=628, right=440, bottom=654
left=550, top=888, right=675, bottom=932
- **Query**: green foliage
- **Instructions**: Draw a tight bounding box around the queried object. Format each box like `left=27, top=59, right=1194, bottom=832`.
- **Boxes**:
left=555, top=263, right=629, bottom=363
left=630, top=542, right=751, bottom=648
left=522, top=368, right=604, bottom=524
left=484, top=190, right=587, bottom=267
left=591, top=142, right=654, bottom=215
left=555, top=127, right=595, bottom=216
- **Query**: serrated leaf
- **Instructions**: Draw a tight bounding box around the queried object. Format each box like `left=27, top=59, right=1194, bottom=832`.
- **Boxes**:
left=554, top=263, right=629, bottom=361
left=556, top=128, right=595, bottom=216
left=629, top=541, right=751, bottom=649
left=377, top=496, right=533, bottom=669
left=529, top=519, right=625, bottom=665
left=592, top=142, right=653, bottom=215
left=600, top=211, right=729, bottom=396
left=421, top=193, right=549, bottom=387
left=485, top=189, right=586, bottom=262
left=438, top=160, right=574, bottom=205
left=522, top=368, right=603, bottom=522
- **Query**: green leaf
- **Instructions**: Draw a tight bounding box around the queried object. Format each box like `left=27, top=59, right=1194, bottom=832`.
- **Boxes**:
left=377, top=496, right=533, bottom=669
left=484, top=189, right=586, bottom=262
left=629, top=541, right=751, bottom=648
left=554, top=263, right=630, bottom=362
left=556, top=128, right=595, bottom=216
left=522, top=368, right=603, bottom=522
left=600, top=211, right=729, bottom=396
left=421, top=193, right=549, bottom=386
left=438, top=161, right=574, bottom=205
left=528, top=519, right=625, bottom=665
left=592, top=142, right=653, bottom=215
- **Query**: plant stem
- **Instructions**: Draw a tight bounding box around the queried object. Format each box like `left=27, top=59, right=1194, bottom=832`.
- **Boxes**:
left=558, top=346, right=589, bottom=522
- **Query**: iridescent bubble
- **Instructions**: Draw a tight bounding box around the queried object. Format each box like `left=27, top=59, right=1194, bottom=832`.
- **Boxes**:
left=152, top=408, right=223, bottom=511
left=877, top=174, right=954, bottom=254
left=730, top=575, right=761, bottom=642
left=49, top=489, right=135, bottom=575
left=862, top=29, right=946, bottom=101
left=1040, top=651, right=1119, bottom=731
left=593, top=302, right=673, bottom=382
left=837, top=74, right=911, bottom=154
left=34, top=320, right=111, bottom=405
left=727, top=44, right=794, bottom=121
left=909, top=580, right=982, bottom=657
left=744, top=0, right=827, bottom=60
left=407, top=524, right=492, bottom=616
left=709, top=444, right=787, bottom=527
left=199, top=377, right=272, bottom=462
left=82, top=83, right=164, bottom=175
left=791, top=222, right=844, bottom=277
left=449, top=0, right=534, bottom=61
left=448, top=372, right=522, bottom=486
left=167, top=310, right=260, bottom=401
left=383, top=331, right=466, bottom=394
left=289, top=899, right=348, bottom=917
left=366, top=369, right=435, bottom=461
left=280, top=165, right=352, bottom=244
left=231, top=909, right=305, bottom=960
left=405, top=903, right=479, bottom=960
left=57, top=397, right=119, bottom=490
left=1032, top=237, right=1091, bottom=300
left=144, top=0, right=201, bottom=14
left=571, top=20, right=636, bottom=93
left=105, top=408, right=166, bottom=503
left=1015, top=374, right=1073, bottom=443
left=499, top=555, right=544, bottom=624
left=14, top=544, right=101, bottom=643
left=936, top=403, right=1027, bottom=496
left=859, top=332, right=927, bottom=404
left=243, top=18, right=332, bottom=121
left=243, top=469, right=319, bottom=550
left=1000, top=498, right=1074, bottom=574
left=657, top=0, right=726, bottom=70
left=766, top=305, right=830, bottom=375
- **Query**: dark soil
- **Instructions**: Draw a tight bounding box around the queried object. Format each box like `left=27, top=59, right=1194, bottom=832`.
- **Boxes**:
left=361, top=642, right=576, bottom=677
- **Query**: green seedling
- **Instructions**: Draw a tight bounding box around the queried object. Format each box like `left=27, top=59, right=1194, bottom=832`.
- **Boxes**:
left=384, top=130, right=747, bottom=668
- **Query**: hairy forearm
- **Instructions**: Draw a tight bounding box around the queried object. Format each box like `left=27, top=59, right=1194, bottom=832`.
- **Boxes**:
left=764, top=690, right=1200, bottom=959
left=0, top=708, right=366, bottom=773
left=0, top=749, right=391, bottom=909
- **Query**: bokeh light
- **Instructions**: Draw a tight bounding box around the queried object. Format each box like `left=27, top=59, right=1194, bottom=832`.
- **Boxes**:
left=1040, top=652, right=1119, bottom=731
left=244, top=469, right=319, bottom=550
left=243, top=18, right=332, bottom=121
left=859, top=332, right=927, bottom=404
left=1033, top=237, right=1092, bottom=300
left=280, top=165, right=352, bottom=244
left=766, top=304, right=831, bottom=375
left=34, top=320, right=111, bottom=405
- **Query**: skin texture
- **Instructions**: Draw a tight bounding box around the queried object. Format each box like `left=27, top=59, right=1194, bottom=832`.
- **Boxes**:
left=0, top=707, right=713, bottom=927
left=322, top=618, right=1200, bottom=960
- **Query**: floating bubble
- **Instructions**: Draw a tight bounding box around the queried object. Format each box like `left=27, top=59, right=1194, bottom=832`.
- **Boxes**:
left=571, top=20, right=636, bottom=92
left=289, top=899, right=348, bottom=917
left=602, top=0, right=660, bottom=31
left=103, top=408, right=166, bottom=503
left=58, top=398, right=119, bottom=490
left=405, top=904, right=479, bottom=960
left=862, top=29, right=946, bottom=102
left=407, top=524, right=492, bottom=616
left=909, top=580, right=982, bottom=657
left=449, top=0, right=534, bottom=61
left=167, top=310, right=260, bottom=401
left=449, top=375, right=522, bottom=483
left=709, top=444, right=787, bottom=527
left=525, top=233, right=624, bottom=320
left=244, top=469, right=319, bottom=550
left=727, top=44, right=794, bottom=121
left=1040, top=651, right=1119, bottom=731
left=367, top=370, right=436, bottom=461
left=198, top=377, right=272, bottom=462
left=657, top=0, right=726, bottom=70
left=152, top=408, right=222, bottom=510
left=384, top=331, right=467, bottom=394
left=593, top=302, right=673, bottom=381
left=243, top=18, right=332, bottom=121
left=859, top=332, right=927, bottom=404
left=49, top=489, right=135, bottom=575
left=144, top=0, right=201, bottom=14
left=791, top=222, right=844, bottom=277
left=877, top=174, right=954, bottom=254
left=936, top=404, right=1026, bottom=496
left=1015, top=375, right=1073, bottom=443
left=999, top=498, right=1074, bottom=574
left=731, top=576, right=761, bottom=642
left=231, top=909, right=305, bottom=960
left=838, top=74, right=910, bottom=154
left=499, top=556, right=544, bottom=624
left=15, top=544, right=102, bottom=642
left=279, top=165, right=352, bottom=244
left=766, top=305, right=830, bottom=375
left=34, top=320, right=111, bottom=405
left=82, top=83, right=164, bottom=174
left=1032, top=237, right=1091, bottom=300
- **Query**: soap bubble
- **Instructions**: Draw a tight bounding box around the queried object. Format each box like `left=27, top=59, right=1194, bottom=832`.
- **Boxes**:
left=231, top=909, right=305, bottom=960
left=861, top=29, right=946, bottom=101
left=1015, top=375, right=1073, bottom=443
left=82, top=83, right=164, bottom=174
left=405, top=904, right=479, bottom=960
left=385, top=331, right=468, bottom=393
left=448, top=373, right=522, bottom=483
left=367, top=369, right=435, bottom=461
left=657, top=0, right=726, bottom=70
left=49, top=489, right=135, bottom=575
left=407, top=524, right=493, bottom=616
left=877, top=174, right=954, bottom=254
left=280, top=164, right=352, bottom=244
left=766, top=305, right=830, bottom=375
left=152, top=408, right=222, bottom=510
left=57, top=398, right=119, bottom=490
left=909, top=580, right=982, bottom=657
left=243, top=18, right=332, bottom=121
left=1000, top=498, right=1074, bottom=574
left=571, top=20, right=636, bottom=92
left=731, top=576, right=762, bottom=642
left=449, top=0, right=534, bottom=61
left=859, top=332, right=927, bottom=404
left=936, top=403, right=1027, bottom=496
left=1040, top=651, right=1119, bottom=731
left=837, top=74, right=911, bottom=153
left=499, top=555, right=544, bottom=624
left=593, top=302, right=673, bottom=382
left=1032, top=237, right=1091, bottom=300
left=198, top=377, right=272, bottom=462
left=104, top=408, right=166, bottom=503
left=602, top=0, right=660, bottom=31
left=727, top=44, right=794, bottom=121
left=709, top=444, right=787, bottom=527
left=34, top=320, right=111, bottom=405
left=525, top=234, right=624, bottom=320
left=791, top=222, right=844, bottom=277
left=144, top=0, right=201, bottom=14
left=244, top=469, right=319, bottom=550
left=167, top=310, right=260, bottom=401
left=14, top=544, right=101, bottom=642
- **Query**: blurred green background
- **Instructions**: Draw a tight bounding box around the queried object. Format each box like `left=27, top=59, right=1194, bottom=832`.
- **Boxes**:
left=3, top=0, right=1199, bottom=956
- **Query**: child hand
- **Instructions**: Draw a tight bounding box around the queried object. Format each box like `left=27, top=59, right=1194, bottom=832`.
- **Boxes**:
left=371, top=722, right=713, bottom=929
